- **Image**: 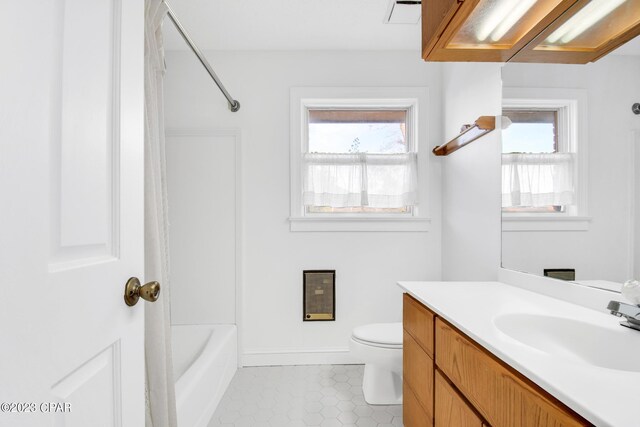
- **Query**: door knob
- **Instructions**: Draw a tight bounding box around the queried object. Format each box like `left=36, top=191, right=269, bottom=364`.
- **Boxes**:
left=124, top=277, right=160, bottom=306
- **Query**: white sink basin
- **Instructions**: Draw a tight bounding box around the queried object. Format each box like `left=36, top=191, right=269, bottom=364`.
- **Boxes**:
left=494, top=313, right=640, bottom=372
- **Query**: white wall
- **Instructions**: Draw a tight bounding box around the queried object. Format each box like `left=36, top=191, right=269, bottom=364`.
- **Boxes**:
left=166, top=132, right=239, bottom=325
left=441, top=63, right=503, bottom=281
left=501, top=56, right=640, bottom=283
left=163, top=51, right=443, bottom=364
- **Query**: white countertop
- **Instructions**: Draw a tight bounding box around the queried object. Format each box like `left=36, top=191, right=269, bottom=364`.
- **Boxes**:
left=398, top=281, right=640, bottom=427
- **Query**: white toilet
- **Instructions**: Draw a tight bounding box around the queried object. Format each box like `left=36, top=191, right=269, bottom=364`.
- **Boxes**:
left=349, top=322, right=403, bottom=405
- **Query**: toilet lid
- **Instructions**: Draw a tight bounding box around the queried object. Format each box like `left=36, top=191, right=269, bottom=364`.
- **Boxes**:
left=352, top=323, right=402, bottom=348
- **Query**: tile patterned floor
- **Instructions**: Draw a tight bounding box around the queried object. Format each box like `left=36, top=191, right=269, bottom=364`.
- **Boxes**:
left=207, top=364, right=403, bottom=427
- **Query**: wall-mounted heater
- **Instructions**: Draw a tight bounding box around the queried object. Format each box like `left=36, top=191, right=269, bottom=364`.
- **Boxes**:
left=544, top=268, right=576, bottom=281
left=303, top=270, right=335, bottom=321
left=384, top=0, right=421, bottom=24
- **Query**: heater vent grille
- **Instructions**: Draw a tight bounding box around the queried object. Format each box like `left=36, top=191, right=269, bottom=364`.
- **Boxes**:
left=303, top=270, right=335, bottom=321
left=385, top=0, right=422, bottom=24
left=544, top=268, right=575, bottom=281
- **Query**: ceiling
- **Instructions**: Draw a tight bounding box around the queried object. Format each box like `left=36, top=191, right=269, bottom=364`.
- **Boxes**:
left=162, top=0, right=640, bottom=55
left=162, top=0, right=421, bottom=51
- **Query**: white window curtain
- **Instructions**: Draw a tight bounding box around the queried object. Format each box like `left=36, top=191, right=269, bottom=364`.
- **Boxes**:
left=302, top=153, right=418, bottom=208
left=502, top=153, right=575, bottom=208
left=144, top=1, right=177, bottom=427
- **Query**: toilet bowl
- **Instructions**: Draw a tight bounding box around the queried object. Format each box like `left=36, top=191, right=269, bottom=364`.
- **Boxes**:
left=349, top=322, right=403, bottom=405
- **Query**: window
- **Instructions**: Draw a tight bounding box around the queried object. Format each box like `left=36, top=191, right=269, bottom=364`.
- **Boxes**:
left=289, top=87, right=430, bottom=232
left=501, top=87, right=589, bottom=231
left=305, top=108, right=416, bottom=214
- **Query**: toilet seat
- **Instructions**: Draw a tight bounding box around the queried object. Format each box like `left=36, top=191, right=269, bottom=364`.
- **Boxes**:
left=351, top=323, right=402, bottom=349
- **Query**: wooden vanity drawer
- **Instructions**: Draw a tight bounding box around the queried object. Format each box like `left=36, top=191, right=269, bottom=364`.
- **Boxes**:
left=435, top=370, right=483, bottom=427
left=404, top=379, right=433, bottom=427
left=403, top=293, right=435, bottom=357
left=404, top=329, right=434, bottom=420
left=435, top=319, right=589, bottom=427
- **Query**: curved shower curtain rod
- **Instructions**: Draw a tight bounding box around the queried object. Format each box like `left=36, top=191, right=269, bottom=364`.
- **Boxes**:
left=163, top=0, right=241, bottom=112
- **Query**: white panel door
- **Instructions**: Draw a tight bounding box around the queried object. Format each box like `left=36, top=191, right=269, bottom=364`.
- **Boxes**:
left=0, top=1, right=145, bottom=426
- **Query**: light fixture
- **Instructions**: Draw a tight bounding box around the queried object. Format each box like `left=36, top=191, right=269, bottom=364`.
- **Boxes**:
left=490, top=0, right=537, bottom=41
left=477, top=0, right=517, bottom=41
left=546, top=0, right=627, bottom=44
left=476, top=0, right=536, bottom=42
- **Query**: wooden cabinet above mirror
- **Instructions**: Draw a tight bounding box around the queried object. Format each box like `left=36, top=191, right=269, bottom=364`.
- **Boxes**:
left=422, top=0, right=640, bottom=64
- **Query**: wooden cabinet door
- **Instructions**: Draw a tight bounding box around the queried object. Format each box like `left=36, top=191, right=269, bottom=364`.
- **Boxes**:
left=435, top=370, right=483, bottom=427
left=404, top=380, right=433, bottom=427
left=404, top=330, right=434, bottom=421
left=422, top=0, right=462, bottom=58
left=435, top=319, right=589, bottom=427
left=403, top=293, right=435, bottom=357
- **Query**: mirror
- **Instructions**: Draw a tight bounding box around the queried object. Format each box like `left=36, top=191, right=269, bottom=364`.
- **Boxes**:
left=501, top=38, right=640, bottom=293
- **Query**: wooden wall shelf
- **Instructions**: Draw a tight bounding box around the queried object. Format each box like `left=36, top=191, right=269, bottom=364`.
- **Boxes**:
left=433, top=116, right=496, bottom=157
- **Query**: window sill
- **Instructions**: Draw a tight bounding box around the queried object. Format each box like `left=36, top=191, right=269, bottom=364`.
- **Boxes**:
left=289, top=217, right=431, bottom=232
left=502, top=215, right=591, bottom=232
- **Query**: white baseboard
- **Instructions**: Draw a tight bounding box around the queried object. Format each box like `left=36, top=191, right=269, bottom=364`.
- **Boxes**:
left=241, top=347, right=360, bottom=367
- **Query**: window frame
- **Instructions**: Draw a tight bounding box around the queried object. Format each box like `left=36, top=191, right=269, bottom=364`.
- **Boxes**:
left=502, top=87, right=590, bottom=232
left=289, top=87, right=430, bottom=232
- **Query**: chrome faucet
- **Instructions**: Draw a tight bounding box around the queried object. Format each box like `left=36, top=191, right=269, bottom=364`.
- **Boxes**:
left=607, top=301, right=640, bottom=331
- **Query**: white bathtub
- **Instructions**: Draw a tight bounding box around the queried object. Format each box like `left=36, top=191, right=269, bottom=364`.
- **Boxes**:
left=172, top=324, right=237, bottom=427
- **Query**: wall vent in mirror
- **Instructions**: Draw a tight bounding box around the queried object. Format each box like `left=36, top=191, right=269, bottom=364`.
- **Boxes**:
left=544, top=268, right=576, bottom=281
left=385, top=0, right=422, bottom=24
left=303, top=270, right=335, bottom=321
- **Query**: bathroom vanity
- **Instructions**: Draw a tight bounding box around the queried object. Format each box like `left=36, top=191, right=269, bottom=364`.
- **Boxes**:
left=399, top=280, right=640, bottom=427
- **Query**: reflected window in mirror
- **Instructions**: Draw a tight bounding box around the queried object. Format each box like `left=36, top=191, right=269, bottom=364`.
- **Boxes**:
left=502, top=110, right=558, bottom=154
left=499, top=56, right=640, bottom=286
left=502, top=94, right=581, bottom=218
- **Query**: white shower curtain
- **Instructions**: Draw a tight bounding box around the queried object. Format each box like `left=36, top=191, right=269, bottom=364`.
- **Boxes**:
left=144, top=1, right=177, bottom=426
